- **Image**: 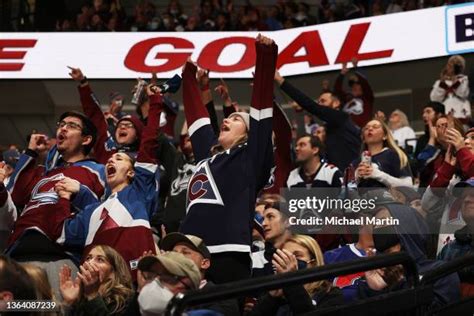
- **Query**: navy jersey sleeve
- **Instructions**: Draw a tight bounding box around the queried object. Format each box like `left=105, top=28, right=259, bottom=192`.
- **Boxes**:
left=249, top=41, right=278, bottom=191
left=182, top=62, right=218, bottom=162
left=280, top=80, right=348, bottom=127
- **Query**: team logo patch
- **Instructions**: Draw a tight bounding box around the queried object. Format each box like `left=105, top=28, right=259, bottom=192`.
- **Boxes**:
left=186, top=160, right=224, bottom=213
left=343, top=98, right=364, bottom=115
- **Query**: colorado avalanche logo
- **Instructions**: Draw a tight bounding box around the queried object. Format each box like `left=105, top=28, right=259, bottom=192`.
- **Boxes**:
left=343, top=98, right=364, bottom=115
left=186, top=160, right=224, bottom=213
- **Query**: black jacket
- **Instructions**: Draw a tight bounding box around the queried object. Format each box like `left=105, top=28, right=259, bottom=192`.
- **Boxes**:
left=280, top=80, right=361, bottom=171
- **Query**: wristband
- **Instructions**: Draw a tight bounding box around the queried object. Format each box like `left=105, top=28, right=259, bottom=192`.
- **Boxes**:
left=80, top=77, right=88, bottom=84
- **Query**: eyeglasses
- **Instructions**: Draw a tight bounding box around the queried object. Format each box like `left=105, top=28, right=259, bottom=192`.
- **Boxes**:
left=57, top=120, right=83, bottom=131
left=436, top=123, right=448, bottom=129
left=159, top=273, right=191, bottom=290
left=117, top=121, right=134, bottom=129
left=363, top=124, right=382, bottom=131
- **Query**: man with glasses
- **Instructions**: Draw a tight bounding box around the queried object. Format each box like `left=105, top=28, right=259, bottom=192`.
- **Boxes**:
left=4, top=111, right=105, bottom=297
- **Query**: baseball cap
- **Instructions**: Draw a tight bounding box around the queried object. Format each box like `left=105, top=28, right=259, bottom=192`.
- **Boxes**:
left=138, top=251, right=201, bottom=290
left=2, top=149, right=20, bottom=168
left=228, top=112, right=250, bottom=131
left=453, top=178, right=474, bottom=197
left=161, top=233, right=211, bottom=259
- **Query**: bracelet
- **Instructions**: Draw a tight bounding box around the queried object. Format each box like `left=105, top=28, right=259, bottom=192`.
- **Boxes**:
left=80, top=77, right=88, bottom=84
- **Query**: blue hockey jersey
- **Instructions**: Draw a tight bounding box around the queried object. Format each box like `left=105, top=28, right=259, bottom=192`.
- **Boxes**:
left=179, top=42, right=278, bottom=254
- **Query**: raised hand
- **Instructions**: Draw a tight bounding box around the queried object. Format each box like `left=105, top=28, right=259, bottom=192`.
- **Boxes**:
left=59, top=265, right=81, bottom=305
left=197, top=68, right=210, bottom=90
left=351, top=57, right=359, bottom=69
left=28, top=134, right=48, bottom=154
left=78, top=262, right=101, bottom=300
left=274, top=70, right=284, bottom=86
left=341, top=62, right=349, bottom=75
left=256, top=33, right=274, bottom=46
left=146, top=83, right=162, bottom=96
left=272, top=249, right=298, bottom=274
left=67, top=66, right=85, bottom=82
left=374, top=110, right=386, bottom=122
left=445, top=127, right=465, bottom=151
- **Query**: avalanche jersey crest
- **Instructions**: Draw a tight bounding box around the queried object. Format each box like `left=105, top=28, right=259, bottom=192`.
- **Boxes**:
left=23, top=173, right=65, bottom=215
left=343, top=98, right=364, bottom=115
left=186, top=159, right=224, bottom=213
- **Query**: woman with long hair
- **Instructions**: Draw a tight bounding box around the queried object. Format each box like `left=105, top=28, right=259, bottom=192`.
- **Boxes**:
left=354, top=118, right=413, bottom=189
left=249, top=234, right=343, bottom=315
left=179, top=35, right=278, bottom=283
left=59, top=245, right=134, bottom=315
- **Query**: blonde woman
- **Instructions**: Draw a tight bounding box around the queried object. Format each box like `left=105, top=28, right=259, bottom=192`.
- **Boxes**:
left=388, top=109, right=416, bottom=150
left=249, top=234, right=343, bottom=315
left=354, top=119, right=413, bottom=189
left=59, top=245, right=134, bottom=315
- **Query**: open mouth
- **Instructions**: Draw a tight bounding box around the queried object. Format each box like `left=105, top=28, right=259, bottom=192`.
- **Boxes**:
left=118, top=131, right=128, bottom=138
left=220, top=125, right=230, bottom=132
left=57, top=133, right=66, bottom=143
left=106, top=165, right=117, bottom=177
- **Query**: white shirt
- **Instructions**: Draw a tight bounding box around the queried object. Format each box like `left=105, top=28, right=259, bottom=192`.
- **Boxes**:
left=392, top=126, right=417, bottom=149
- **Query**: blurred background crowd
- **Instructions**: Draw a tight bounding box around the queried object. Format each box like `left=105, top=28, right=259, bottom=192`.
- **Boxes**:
left=0, top=0, right=471, bottom=32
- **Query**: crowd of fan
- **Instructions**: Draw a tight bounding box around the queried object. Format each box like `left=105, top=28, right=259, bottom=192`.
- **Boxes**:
left=0, top=35, right=473, bottom=315
left=11, top=0, right=472, bottom=32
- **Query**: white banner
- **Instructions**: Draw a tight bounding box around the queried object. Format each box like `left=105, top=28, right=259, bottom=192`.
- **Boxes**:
left=0, top=4, right=473, bottom=79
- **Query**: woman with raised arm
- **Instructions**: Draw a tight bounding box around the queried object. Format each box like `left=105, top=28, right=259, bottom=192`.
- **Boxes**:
left=179, top=35, right=278, bottom=283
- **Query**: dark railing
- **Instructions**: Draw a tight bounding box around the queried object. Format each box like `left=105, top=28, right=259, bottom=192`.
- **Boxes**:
left=421, top=254, right=474, bottom=286
left=165, top=252, right=418, bottom=316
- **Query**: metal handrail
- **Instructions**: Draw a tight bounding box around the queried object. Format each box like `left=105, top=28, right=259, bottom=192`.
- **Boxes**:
left=421, top=253, right=474, bottom=285
left=166, top=252, right=418, bottom=315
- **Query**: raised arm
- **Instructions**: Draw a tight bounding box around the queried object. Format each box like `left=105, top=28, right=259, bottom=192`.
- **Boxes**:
left=275, top=72, right=348, bottom=127
left=249, top=35, right=278, bottom=190
left=182, top=61, right=218, bottom=162
left=7, top=134, right=47, bottom=208
left=69, top=66, right=113, bottom=164
left=263, top=102, right=293, bottom=194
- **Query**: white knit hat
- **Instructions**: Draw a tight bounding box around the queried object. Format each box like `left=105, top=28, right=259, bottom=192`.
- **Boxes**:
left=228, top=112, right=250, bottom=130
